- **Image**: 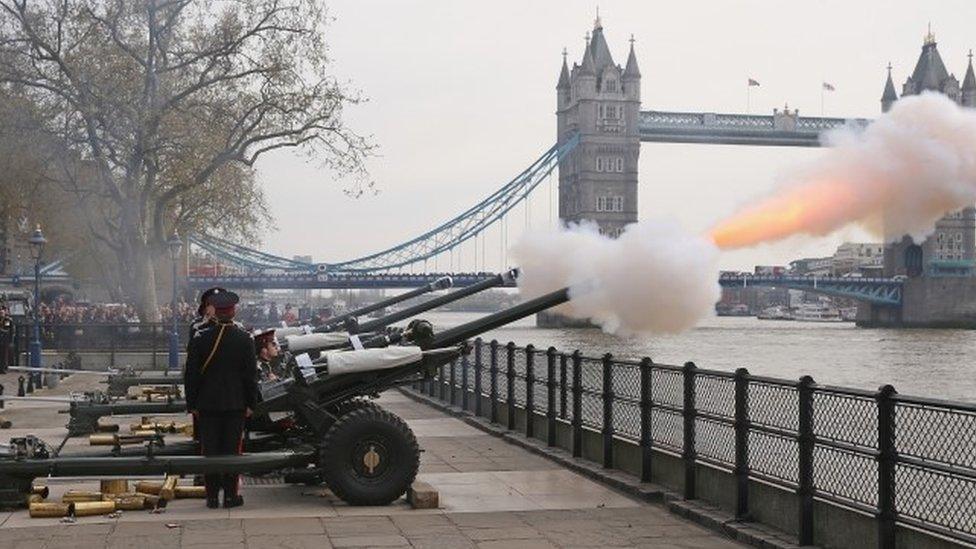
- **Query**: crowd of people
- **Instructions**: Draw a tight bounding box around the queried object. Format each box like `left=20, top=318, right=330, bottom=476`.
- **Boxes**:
left=30, top=299, right=308, bottom=327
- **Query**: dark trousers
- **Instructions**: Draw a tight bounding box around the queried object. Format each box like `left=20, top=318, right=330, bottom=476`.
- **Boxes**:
left=0, top=339, right=9, bottom=373
left=198, top=411, right=245, bottom=499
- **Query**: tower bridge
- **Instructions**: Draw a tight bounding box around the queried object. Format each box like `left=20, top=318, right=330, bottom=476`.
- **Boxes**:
left=182, top=20, right=976, bottom=327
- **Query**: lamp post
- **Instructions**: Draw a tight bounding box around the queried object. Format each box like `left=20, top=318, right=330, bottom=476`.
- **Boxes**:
left=167, top=231, right=183, bottom=371
left=28, top=225, right=46, bottom=368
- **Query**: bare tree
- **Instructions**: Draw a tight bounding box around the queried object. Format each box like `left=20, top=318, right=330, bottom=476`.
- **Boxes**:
left=0, top=0, right=371, bottom=319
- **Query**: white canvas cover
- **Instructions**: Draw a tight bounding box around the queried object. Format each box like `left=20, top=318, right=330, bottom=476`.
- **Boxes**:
left=324, top=346, right=423, bottom=376
left=275, top=326, right=310, bottom=338
left=285, top=332, right=350, bottom=352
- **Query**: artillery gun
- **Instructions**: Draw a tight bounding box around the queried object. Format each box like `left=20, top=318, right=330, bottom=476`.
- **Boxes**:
left=0, top=277, right=566, bottom=509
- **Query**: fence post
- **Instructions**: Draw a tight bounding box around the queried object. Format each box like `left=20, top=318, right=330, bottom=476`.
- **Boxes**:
left=639, top=358, right=653, bottom=482
left=449, top=359, right=457, bottom=406
left=490, top=340, right=499, bottom=424
left=25, top=372, right=34, bottom=394
left=876, top=385, right=898, bottom=549
left=0, top=383, right=4, bottom=410
left=602, top=353, right=614, bottom=468
left=559, top=353, right=568, bottom=420
left=474, top=338, right=483, bottom=417
left=547, top=347, right=557, bottom=447
left=461, top=351, right=469, bottom=411
left=506, top=342, right=516, bottom=431
left=17, top=376, right=25, bottom=397
left=797, top=376, right=816, bottom=546
left=525, top=345, right=536, bottom=438
left=571, top=350, right=583, bottom=458
left=734, top=368, right=750, bottom=520
left=682, top=361, right=697, bottom=499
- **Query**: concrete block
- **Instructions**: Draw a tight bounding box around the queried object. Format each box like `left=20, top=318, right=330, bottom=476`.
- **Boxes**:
left=407, top=481, right=439, bottom=509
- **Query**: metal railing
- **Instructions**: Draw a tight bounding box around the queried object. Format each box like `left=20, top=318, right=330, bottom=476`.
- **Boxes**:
left=10, top=323, right=188, bottom=368
left=414, top=338, right=976, bottom=549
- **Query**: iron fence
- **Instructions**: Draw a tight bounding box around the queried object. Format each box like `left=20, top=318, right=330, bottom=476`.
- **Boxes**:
left=416, top=338, right=976, bottom=549
left=9, top=323, right=188, bottom=367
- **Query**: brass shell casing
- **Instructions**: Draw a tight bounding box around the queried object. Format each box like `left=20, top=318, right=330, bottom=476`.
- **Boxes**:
left=112, top=496, right=146, bottom=511
left=159, top=475, right=178, bottom=501
left=134, top=481, right=163, bottom=495
left=25, top=494, right=44, bottom=505
left=62, top=491, right=103, bottom=503
left=29, top=502, right=72, bottom=518
left=89, top=434, right=118, bottom=446
left=174, top=486, right=206, bottom=499
left=100, top=479, right=129, bottom=495
left=95, top=423, right=120, bottom=433
left=72, top=501, right=116, bottom=517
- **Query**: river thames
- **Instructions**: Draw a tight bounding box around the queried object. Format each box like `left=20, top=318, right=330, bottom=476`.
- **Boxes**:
left=415, top=311, right=976, bottom=403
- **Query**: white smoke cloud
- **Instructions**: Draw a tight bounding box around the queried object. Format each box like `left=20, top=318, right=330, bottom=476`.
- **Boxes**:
left=512, top=220, right=721, bottom=335
left=712, top=93, right=976, bottom=248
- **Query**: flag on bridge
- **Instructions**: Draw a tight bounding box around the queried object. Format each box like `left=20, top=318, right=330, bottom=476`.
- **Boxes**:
left=823, top=82, right=836, bottom=91
left=748, top=78, right=760, bottom=87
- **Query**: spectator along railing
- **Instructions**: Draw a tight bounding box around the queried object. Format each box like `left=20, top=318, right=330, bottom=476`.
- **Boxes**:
left=10, top=323, right=190, bottom=368
left=410, top=339, right=976, bottom=549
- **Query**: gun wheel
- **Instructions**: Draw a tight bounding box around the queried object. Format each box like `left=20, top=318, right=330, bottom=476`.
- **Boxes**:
left=319, top=407, right=419, bottom=506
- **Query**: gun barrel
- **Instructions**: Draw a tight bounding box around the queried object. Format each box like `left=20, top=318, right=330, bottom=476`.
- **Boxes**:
left=356, top=270, right=517, bottom=334
left=318, top=276, right=453, bottom=331
left=0, top=452, right=313, bottom=478
left=430, top=287, right=570, bottom=348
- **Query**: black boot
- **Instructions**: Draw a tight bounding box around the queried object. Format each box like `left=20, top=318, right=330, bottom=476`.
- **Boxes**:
left=223, top=494, right=244, bottom=508
left=206, top=495, right=220, bottom=509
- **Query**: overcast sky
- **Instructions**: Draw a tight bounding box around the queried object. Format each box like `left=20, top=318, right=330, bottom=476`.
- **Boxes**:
left=255, top=0, right=976, bottom=271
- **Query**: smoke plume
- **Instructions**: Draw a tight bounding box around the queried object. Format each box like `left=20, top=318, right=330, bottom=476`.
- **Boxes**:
left=512, top=220, right=720, bottom=335
left=711, top=93, right=976, bottom=249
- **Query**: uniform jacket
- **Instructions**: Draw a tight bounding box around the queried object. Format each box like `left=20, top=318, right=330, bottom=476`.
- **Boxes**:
left=184, top=320, right=258, bottom=412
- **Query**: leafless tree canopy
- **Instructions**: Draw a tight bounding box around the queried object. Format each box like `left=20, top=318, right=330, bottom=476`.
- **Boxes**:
left=0, top=0, right=371, bottom=318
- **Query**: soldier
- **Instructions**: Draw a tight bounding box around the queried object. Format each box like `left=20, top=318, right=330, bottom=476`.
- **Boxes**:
left=253, top=329, right=280, bottom=382
left=184, top=289, right=258, bottom=509
left=0, top=305, right=11, bottom=374
left=188, top=287, right=225, bottom=344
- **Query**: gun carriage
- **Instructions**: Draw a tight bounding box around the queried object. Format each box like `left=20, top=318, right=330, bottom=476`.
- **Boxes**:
left=0, top=274, right=564, bottom=509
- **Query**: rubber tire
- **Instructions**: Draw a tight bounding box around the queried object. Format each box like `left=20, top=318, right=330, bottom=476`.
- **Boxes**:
left=319, top=407, right=419, bottom=506
left=321, top=398, right=381, bottom=432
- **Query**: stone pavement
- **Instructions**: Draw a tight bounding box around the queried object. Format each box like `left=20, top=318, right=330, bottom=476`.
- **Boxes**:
left=0, top=373, right=746, bottom=548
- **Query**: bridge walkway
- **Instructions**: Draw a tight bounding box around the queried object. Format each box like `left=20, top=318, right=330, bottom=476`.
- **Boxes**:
left=0, top=375, right=747, bottom=548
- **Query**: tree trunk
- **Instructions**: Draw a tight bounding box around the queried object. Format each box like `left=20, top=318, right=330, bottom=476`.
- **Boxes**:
left=118, top=199, right=161, bottom=322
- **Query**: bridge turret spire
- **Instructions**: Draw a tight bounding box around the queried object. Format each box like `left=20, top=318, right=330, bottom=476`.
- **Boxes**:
left=881, top=62, right=898, bottom=112
left=623, top=35, right=640, bottom=79
left=580, top=39, right=596, bottom=76
left=962, top=50, right=976, bottom=107
left=557, top=48, right=570, bottom=89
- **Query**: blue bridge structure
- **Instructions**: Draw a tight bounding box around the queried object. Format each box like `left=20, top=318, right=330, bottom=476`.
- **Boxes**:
left=719, top=274, right=903, bottom=306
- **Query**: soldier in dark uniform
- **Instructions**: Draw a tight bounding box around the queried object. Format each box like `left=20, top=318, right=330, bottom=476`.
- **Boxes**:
left=188, top=287, right=225, bottom=344
left=184, top=289, right=258, bottom=509
left=0, top=305, right=12, bottom=374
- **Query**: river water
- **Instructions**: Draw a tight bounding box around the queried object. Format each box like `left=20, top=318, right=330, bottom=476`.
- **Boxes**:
left=413, top=311, right=976, bottom=403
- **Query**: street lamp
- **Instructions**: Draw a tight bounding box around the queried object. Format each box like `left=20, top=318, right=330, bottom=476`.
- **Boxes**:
left=28, top=225, right=46, bottom=368
left=167, top=231, right=183, bottom=371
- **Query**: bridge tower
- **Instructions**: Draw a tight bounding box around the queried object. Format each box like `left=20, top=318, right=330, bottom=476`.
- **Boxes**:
left=881, top=30, right=976, bottom=277
left=556, top=15, right=640, bottom=237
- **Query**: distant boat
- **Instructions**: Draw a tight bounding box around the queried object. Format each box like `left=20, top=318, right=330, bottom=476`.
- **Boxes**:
left=794, top=303, right=843, bottom=323
left=758, top=306, right=793, bottom=320
left=717, top=304, right=751, bottom=317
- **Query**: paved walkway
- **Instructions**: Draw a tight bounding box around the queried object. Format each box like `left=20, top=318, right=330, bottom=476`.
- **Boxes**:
left=0, top=372, right=745, bottom=548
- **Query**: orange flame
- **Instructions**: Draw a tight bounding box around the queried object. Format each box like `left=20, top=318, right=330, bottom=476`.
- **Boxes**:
left=709, top=179, right=859, bottom=250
